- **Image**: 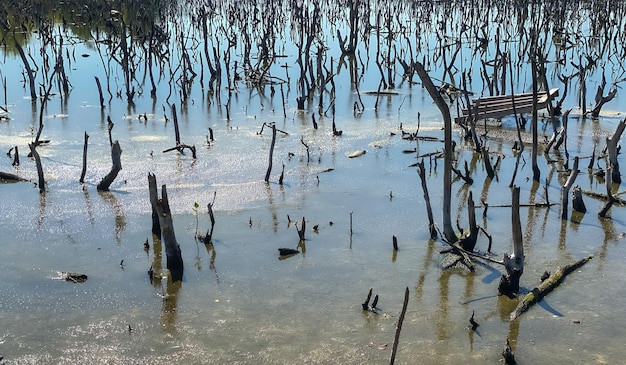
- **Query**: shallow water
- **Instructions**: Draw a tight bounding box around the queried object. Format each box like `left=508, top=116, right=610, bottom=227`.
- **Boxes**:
left=1, top=1, right=626, bottom=364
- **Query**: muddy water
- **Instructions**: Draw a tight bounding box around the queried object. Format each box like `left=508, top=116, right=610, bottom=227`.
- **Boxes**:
left=1, top=1, right=626, bottom=364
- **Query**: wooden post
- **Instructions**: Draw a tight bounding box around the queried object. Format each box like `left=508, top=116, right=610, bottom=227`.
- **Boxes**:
left=97, top=141, right=122, bottom=191
left=148, top=173, right=184, bottom=282
left=498, top=186, right=524, bottom=297
left=264, top=123, right=277, bottom=183
left=561, top=156, right=579, bottom=220
left=79, top=132, right=89, bottom=183
left=415, top=61, right=457, bottom=243
left=28, top=143, right=45, bottom=194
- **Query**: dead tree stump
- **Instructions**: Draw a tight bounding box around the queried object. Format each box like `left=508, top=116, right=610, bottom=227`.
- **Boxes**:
left=97, top=141, right=122, bottom=191
left=28, top=143, right=45, bottom=194
left=561, top=156, right=579, bottom=220
left=79, top=132, right=89, bottom=184
left=417, top=160, right=437, bottom=239
left=498, top=186, right=524, bottom=297
left=459, top=191, right=479, bottom=251
left=148, top=173, right=184, bottom=282
left=264, top=123, right=277, bottom=182
left=606, top=118, right=625, bottom=184
left=572, top=186, right=586, bottom=213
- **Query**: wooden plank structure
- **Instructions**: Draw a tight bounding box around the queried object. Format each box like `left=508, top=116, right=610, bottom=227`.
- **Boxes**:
left=455, top=88, right=559, bottom=124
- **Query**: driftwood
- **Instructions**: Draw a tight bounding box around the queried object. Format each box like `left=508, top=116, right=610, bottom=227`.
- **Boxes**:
left=510, top=256, right=593, bottom=321
left=498, top=186, right=524, bottom=297
left=0, top=171, right=27, bottom=182
left=97, top=141, right=122, bottom=191
left=148, top=173, right=184, bottom=282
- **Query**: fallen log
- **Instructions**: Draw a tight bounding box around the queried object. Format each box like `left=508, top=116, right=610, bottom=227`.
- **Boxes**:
left=0, top=171, right=28, bottom=182
left=510, top=256, right=593, bottom=321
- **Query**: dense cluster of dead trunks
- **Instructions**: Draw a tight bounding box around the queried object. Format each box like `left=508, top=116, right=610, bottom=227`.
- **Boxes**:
left=3, top=1, right=626, bottom=363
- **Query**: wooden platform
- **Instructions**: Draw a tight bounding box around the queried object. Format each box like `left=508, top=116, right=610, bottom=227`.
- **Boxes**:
left=455, top=88, right=559, bottom=124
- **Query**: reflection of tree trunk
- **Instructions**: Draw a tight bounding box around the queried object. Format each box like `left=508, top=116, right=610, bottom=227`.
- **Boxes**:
left=161, top=277, right=181, bottom=334
left=436, top=271, right=451, bottom=340
left=99, top=190, right=126, bottom=244
left=415, top=62, right=457, bottom=243
left=148, top=173, right=184, bottom=282
left=15, top=40, right=37, bottom=101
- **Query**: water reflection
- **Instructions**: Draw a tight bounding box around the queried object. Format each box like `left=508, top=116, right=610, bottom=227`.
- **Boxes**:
left=98, top=190, right=126, bottom=244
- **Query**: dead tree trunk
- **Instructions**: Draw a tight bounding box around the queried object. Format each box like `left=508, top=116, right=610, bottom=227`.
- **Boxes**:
left=531, top=43, right=540, bottom=183
left=498, top=186, right=524, bottom=297
left=148, top=173, right=184, bottom=282
left=590, top=73, right=617, bottom=119
left=79, top=132, right=89, bottom=183
left=264, top=123, right=277, bottom=183
left=599, top=166, right=617, bottom=218
left=482, top=147, right=495, bottom=179
left=417, top=160, right=437, bottom=239
left=415, top=61, right=457, bottom=243
left=162, top=104, right=197, bottom=158
left=561, top=156, right=579, bottom=220
left=510, top=256, right=593, bottom=321
left=459, top=191, right=479, bottom=251
left=97, top=141, right=122, bottom=191
left=28, top=143, right=45, bottom=194
left=606, top=118, right=625, bottom=184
